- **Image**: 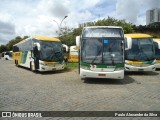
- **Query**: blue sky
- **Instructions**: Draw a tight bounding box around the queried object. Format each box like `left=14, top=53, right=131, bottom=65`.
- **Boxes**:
left=0, top=0, right=160, bottom=45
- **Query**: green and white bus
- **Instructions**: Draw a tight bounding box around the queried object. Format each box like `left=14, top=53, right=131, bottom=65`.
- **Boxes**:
left=13, top=36, right=65, bottom=72
left=124, top=34, right=156, bottom=71
left=76, top=26, right=125, bottom=79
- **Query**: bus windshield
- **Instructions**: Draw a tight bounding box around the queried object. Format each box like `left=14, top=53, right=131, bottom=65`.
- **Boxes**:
left=39, top=41, right=63, bottom=62
left=82, top=38, right=123, bottom=64
left=125, top=38, right=155, bottom=61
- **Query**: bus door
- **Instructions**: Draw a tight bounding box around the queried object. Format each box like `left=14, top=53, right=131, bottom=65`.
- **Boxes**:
left=33, top=46, right=40, bottom=70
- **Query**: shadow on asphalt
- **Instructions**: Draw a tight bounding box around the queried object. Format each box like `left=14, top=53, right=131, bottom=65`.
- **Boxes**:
left=83, top=75, right=135, bottom=85
left=17, top=65, right=73, bottom=75
left=39, top=69, right=73, bottom=75
left=125, top=71, right=159, bottom=76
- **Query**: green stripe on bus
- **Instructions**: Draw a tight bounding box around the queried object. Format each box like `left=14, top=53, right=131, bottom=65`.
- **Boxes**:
left=143, top=60, right=154, bottom=64
left=80, top=62, right=124, bottom=68
left=21, top=51, right=28, bottom=64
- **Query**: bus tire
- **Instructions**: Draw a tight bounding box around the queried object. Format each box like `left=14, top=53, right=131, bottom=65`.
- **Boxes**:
left=30, top=62, right=35, bottom=72
left=81, top=78, right=85, bottom=80
left=15, top=60, right=19, bottom=67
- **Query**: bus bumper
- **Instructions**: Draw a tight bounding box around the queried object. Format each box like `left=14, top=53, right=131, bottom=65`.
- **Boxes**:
left=125, top=64, right=156, bottom=71
left=80, top=68, right=124, bottom=79
left=155, top=63, right=160, bottom=69
left=39, top=64, right=65, bottom=72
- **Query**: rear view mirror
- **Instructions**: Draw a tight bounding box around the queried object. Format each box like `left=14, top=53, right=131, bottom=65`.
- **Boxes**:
left=34, top=43, right=41, bottom=51
left=153, top=39, right=160, bottom=49
left=125, top=37, right=132, bottom=50
left=62, top=44, right=69, bottom=53
left=76, top=36, right=80, bottom=47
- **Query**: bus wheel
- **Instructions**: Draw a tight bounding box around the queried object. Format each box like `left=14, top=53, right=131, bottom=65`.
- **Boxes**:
left=30, top=62, right=34, bottom=71
left=81, top=78, right=85, bottom=80
left=16, top=60, right=19, bottom=67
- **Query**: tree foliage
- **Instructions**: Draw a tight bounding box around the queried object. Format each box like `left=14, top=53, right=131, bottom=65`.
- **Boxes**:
left=134, top=22, right=160, bottom=38
left=0, top=36, right=29, bottom=53
left=0, top=45, right=8, bottom=53
left=60, top=17, right=134, bottom=45
left=1, top=17, right=159, bottom=53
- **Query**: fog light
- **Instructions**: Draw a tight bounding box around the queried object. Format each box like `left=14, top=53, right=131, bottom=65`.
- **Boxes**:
left=41, top=67, right=45, bottom=70
left=125, top=67, right=130, bottom=70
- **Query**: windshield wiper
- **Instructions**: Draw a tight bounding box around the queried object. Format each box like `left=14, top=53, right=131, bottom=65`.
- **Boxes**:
left=108, top=43, right=115, bottom=65
left=91, top=47, right=102, bottom=64
left=54, top=51, right=63, bottom=61
left=50, top=48, right=62, bottom=62
left=139, top=47, right=150, bottom=61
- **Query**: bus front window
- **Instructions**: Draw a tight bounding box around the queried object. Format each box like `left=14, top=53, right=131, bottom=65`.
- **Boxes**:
left=39, top=41, right=63, bottom=62
left=103, top=40, right=123, bottom=64
left=82, top=38, right=102, bottom=64
left=82, top=39, right=123, bottom=64
left=126, top=38, right=155, bottom=61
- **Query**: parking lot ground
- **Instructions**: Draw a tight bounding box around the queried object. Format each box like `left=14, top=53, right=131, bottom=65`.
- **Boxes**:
left=0, top=59, right=160, bottom=119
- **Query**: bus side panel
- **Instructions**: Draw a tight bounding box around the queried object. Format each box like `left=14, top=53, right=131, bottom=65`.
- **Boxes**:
left=19, top=51, right=32, bottom=68
left=21, top=51, right=28, bottom=64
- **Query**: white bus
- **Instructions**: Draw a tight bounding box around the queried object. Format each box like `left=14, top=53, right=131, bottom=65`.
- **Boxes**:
left=125, top=34, right=156, bottom=71
left=13, top=36, right=66, bottom=72
left=153, top=38, right=160, bottom=69
left=76, top=26, right=125, bottom=80
left=4, top=51, right=13, bottom=60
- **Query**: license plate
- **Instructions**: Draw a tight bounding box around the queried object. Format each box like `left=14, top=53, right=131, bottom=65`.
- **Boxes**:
left=138, top=69, right=144, bottom=71
left=98, top=74, right=106, bottom=76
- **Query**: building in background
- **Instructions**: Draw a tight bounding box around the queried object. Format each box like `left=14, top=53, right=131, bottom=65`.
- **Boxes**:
left=146, top=8, right=160, bottom=25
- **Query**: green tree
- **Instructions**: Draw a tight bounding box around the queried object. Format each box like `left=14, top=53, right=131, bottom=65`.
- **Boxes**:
left=6, top=36, right=29, bottom=50
left=59, top=17, right=134, bottom=46
left=0, top=45, right=8, bottom=53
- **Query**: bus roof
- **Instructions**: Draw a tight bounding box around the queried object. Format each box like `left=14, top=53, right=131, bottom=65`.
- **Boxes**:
left=13, top=36, right=60, bottom=46
left=124, top=33, right=152, bottom=38
left=84, top=26, right=123, bottom=29
left=32, top=36, right=60, bottom=42
left=13, top=39, right=26, bottom=46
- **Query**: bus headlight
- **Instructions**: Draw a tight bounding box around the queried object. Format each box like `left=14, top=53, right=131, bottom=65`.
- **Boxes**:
left=40, top=62, right=46, bottom=66
left=125, top=60, right=131, bottom=65
left=81, top=66, right=90, bottom=70
left=115, top=67, right=124, bottom=71
left=151, top=59, right=156, bottom=65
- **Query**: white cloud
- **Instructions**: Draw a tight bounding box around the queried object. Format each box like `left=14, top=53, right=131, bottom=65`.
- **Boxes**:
left=0, top=20, right=16, bottom=45
left=0, top=0, right=160, bottom=45
left=116, top=0, right=160, bottom=25
left=116, top=0, right=143, bottom=24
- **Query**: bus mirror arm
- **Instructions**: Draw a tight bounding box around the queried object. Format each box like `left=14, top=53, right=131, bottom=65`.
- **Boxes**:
left=126, top=37, right=132, bottom=50
left=76, top=36, right=80, bottom=47
left=34, top=43, right=41, bottom=51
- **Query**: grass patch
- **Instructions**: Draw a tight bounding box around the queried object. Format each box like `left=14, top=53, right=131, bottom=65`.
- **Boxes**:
left=65, top=62, right=78, bottom=70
